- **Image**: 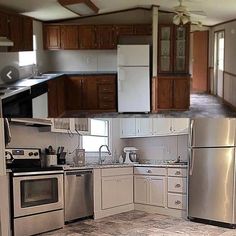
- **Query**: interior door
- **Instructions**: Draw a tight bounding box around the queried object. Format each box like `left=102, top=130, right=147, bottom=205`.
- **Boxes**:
left=214, top=31, right=225, bottom=97
left=191, top=118, right=236, bottom=147
left=192, top=31, right=209, bottom=92
left=188, top=148, right=235, bottom=223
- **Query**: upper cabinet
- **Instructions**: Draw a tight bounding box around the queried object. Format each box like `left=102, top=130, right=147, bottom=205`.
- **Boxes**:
left=43, top=24, right=152, bottom=50
left=0, top=12, right=9, bottom=37
left=158, top=24, right=190, bottom=74
left=120, top=118, right=189, bottom=138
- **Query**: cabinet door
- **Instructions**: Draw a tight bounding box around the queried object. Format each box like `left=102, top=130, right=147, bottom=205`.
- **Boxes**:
left=171, top=118, right=189, bottom=134
left=78, top=25, right=96, bottom=49
left=173, top=78, right=190, bottom=109
left=116, top=25, right=134, bottom=36
left=118, top=176, right=133, bottom=206
left=52, top=118, right=70, bottom=133
left=149, top=176, right=166, bottom=207
left=44, top=25, right=61, bottom=50
left=8, top=14, right=23, bottom=52
left=136, top=118, right=153, bottom=137
left=61, top=25, right=79, bottom=49
left=96, top=25, right=116, bottom=49
left=152, top=118, right=172, bottom=136
left=158, top=78, right=173, bottom=109
left=134, top=176, right=149, bottom=204
left=48, top=80, right=58, bottom=117
left=134, top=24, right=152, bottom=35
left=73, top=118, right=90, bottom=135
left=120, top=118, right=136, bottom=138
left=57, top=77, right=66, bottom=117
left=22, top=17, right=33, bottom=51
left=0, top=12, right=9, bottom=37
left=101, top=177, right=118, bottom=209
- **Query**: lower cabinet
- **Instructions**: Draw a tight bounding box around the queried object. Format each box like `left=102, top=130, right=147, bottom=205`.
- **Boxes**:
left=153, top=76, right=190, bottom=111
left=102, top=175, right=133, bottom=209
left=134, top=175, right=166, bottom=207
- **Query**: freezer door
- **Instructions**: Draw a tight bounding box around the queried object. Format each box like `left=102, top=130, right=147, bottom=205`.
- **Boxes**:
left=118, top=67, right=150, bottom=112
left=117, top=45, right=150, bottom=67
left=190, top=118, right=236, bottom=147
left=188, top=147, right=235, bottom=224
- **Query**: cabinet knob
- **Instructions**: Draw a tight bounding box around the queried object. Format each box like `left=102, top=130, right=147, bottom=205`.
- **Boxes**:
left=175, top=200, right=181, bottom=205
left=175, top=184, right=181, bottom=188
left=175, top=171, right=181, bottom=175
left=147, top=170, right=152, bottom=173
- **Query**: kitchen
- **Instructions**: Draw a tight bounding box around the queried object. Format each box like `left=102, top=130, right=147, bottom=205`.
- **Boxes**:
left=0, top=1, right=236, bottom=117
left=0, top=118, right=236, bottom=235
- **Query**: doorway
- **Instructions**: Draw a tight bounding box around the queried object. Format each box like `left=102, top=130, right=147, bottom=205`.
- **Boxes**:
left=191, top=31, right=209, bottom=93
left=214, top=30, right=225, bottom=98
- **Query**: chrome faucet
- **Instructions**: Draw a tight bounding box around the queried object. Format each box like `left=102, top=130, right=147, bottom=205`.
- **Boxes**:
left=99, top=145, right=111, bottom=165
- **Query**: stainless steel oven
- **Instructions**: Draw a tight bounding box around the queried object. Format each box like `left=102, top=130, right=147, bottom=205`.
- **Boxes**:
left=12, top=171, right=64, bottom=236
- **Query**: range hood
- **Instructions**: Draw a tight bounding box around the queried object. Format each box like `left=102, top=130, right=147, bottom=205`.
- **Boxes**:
left=0, top=37, right=14, bottom=47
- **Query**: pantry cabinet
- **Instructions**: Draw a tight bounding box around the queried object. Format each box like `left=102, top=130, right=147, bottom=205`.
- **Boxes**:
left=120, top=118, right=189, bottom=138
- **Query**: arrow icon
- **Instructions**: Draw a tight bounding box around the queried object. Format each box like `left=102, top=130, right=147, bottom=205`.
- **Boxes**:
left=7, top=71, right=12, bottom=80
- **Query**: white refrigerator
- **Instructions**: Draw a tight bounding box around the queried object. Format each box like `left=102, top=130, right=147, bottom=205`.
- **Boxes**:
left=117, top=45, right=150, bottom=113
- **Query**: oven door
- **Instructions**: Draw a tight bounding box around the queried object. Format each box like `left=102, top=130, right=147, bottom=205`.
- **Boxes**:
left=13, top=173, right=63, bottom=218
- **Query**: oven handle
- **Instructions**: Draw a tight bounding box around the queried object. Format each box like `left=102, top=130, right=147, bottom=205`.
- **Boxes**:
left=13, top=170, right=64, bottom=176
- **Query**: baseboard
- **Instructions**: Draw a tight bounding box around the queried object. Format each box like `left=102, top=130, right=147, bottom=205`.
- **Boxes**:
left=134, top=204, right=187, bottom=219
left=94, top=204, right=135, bottom=220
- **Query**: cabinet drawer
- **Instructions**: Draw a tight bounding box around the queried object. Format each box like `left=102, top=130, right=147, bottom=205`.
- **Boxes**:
left=168, top=177, right=186, bottom=194
left=99, top=84, right=115, bottom=93
left=134, top=167, right=166, bottom=176
left=99, top=93, right=115, bottom=102
left=168, top=168, right=187, bottom=177
left=99, top=101, right=115, bottom=110
left=97, top=76, right=116, bottom=84
left=102, top=167, right=133, bottom=177
left=168, top=193, right=186, bottom=210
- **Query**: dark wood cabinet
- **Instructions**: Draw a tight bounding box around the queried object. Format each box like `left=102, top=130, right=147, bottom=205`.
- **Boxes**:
left=44, top=25, right=61, bottom=50
left=65, top=75, right=117, bottom=113
left=116, top=25, right=134, bottom=36
left=22, top=16, right=33, bottom=51
left=78, top=25, right=96, bottom=49
left=48, top=77, right=66, bottom=117
left=61, top=25, right=79, bottom=50
left=158, top=24, right=190, bottom=74
left=153, top=76, right=190, bottom=111
left=8, top=14, right=23, bottom=52
left=0, top=12, right=9, bottom=37
left=96, top=25, right=116, bottom=49
left=134, top=24, right=152, bottom=35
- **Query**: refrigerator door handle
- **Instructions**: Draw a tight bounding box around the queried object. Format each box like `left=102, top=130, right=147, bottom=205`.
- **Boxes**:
left=189, top=149, right=195, bottom=176
left=189, top=119, right=195, bottom=147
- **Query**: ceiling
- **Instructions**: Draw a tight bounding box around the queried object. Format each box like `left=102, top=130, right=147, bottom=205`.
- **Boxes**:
left=0, top=0, right=235, bottom=26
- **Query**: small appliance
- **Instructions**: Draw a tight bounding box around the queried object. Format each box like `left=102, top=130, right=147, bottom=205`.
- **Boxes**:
left=124, top=147, right=138, bottom=164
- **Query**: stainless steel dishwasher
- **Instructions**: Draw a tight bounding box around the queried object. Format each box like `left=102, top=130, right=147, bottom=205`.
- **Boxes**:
left=64, top=170, right=94, bottom=222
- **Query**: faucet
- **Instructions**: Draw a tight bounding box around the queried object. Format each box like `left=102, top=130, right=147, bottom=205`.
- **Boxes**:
left=99, top=145, right=111, bottom=165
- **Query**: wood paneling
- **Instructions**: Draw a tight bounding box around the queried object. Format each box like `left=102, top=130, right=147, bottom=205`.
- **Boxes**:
left=192, top=31, right=209, bottom=92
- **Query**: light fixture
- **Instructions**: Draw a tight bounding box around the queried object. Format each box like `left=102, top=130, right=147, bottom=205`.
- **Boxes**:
left=58, top=0, right=99, bottom=16
left=173, top=13, right=190, bottom=25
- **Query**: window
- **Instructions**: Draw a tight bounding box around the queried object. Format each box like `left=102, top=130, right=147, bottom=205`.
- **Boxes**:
left=18, top=35, right=37, bottom=67
left=82, top=119, right=110, bottom=152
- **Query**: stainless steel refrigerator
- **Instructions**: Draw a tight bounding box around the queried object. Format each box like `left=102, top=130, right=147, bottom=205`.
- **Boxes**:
left=188, top=118, right=236, bottom=225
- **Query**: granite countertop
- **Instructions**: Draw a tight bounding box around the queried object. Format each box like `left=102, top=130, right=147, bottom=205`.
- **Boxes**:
left=63, top=163, right=188, bottom=171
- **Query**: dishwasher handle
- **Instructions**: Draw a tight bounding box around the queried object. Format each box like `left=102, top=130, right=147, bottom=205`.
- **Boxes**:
left=66, top=171, right=92, bottom=176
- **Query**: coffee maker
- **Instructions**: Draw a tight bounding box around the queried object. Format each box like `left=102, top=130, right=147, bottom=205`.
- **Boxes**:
left=124, top=147, right=138, bottom=164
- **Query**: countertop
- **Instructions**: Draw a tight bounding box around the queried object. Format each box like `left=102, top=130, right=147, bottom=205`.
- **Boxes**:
left=62, top=163, right=188, bottom=171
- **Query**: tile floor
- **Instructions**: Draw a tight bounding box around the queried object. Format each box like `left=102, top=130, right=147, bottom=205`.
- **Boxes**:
left=41, top=211, right=236, bottom=236
left=64, top=93, right=236, bottom=118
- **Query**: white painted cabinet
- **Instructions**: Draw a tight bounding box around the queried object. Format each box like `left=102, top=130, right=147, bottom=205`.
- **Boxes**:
left=120, top=118, right=189, bottom=138
left=134, top=175, right=166, bottom=207
left=120, top=118, right=136, bottom=138
left=136, top=118, right=153, bottom=136
left=152, top=118, right=172, bottom=136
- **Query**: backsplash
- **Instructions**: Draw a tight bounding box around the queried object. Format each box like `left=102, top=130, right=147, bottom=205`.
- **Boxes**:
left=124, top=135, right=188, bottom=163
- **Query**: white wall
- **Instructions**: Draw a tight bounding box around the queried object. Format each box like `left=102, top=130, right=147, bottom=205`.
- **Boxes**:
left=123, top=135, right=188, bottom=163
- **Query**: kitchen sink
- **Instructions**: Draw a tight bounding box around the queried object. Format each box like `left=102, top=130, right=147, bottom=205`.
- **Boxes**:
left=30, top=75, right=50, bottom=80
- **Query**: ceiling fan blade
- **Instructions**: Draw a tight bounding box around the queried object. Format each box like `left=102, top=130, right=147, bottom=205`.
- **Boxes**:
left=189, top=10, right=207, bottom=17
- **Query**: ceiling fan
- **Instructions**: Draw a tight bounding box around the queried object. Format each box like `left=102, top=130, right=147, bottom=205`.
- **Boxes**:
left=173, top=0, right=206, bottom=26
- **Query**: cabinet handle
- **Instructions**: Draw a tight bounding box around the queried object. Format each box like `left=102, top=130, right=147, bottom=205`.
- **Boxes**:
left=175, top=184, right=181, bottom=188
left=175, top=171, right=181, bottom=175
left=147, top=170, right=152, bottom=173
left=175, top=200, right=181, bottom=205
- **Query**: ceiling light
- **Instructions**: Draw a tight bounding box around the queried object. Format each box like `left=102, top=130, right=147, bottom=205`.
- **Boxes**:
left=58, top=0, right=99, bottom=16
left=173, top=14, right=190, bottom=25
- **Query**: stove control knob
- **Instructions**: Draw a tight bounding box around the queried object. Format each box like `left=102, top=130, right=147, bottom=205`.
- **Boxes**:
left=34, top=152, right=39, bottom=156
left=29, top=152, right=33, bottom=156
